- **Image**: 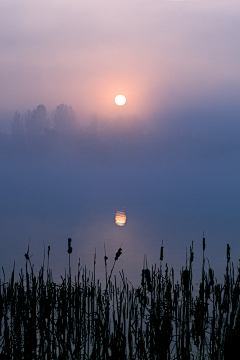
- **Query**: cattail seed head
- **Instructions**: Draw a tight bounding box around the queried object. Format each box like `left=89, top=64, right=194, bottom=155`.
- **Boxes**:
left=227, top=244, right=230, bottom=262
left=160, top=246, right=164, bottom=261
left=115, top=248, right=122, bottom=261
left=67, top=238, right=72, bottom=254
left=203, top=237, right=206, bottom=251
left=104, top=255, right=108, bottom=266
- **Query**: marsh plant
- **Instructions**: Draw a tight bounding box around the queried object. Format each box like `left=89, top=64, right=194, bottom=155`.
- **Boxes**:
left=0, top=237, right=240, bottom=359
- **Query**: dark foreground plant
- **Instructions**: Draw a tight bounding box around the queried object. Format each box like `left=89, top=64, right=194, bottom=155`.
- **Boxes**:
left=0, top=239, right=240, bottom=359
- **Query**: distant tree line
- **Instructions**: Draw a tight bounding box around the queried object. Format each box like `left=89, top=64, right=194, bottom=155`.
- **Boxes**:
left=11, top=104, right=78, bottom=141
left=3, top=101, right=226, bottom=160
left=4, top=103, right=149, bottom=160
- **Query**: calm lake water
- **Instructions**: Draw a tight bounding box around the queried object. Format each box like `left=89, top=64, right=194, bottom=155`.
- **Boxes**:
left=1, top=121, right=240, bottom=288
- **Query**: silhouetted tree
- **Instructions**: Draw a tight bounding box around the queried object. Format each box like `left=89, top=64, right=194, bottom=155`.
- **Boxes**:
left=53, top=104, right=77, bottom=134
left=11, top=111, right=25, bottom=139
left=25, top=104, right=49, bottom=137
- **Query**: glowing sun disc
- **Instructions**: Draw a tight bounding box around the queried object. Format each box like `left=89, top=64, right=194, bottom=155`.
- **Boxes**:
left=115, top=95, right=126, bottom=106
left=115, top=210, right=127, bottom=226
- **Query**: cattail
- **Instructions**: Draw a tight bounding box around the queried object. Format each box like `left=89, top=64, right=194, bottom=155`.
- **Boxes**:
left=160, top=246, right=164, bottom=261
left=104, top=255, right=108, bottom=266
left=189, top=240, right=194, bottom=264
left=190, top=250, right=194, bottom=263
left=203, top=233, right=206, bottom=251
left=106, top=246, right=123, bottom=290
left=67, top=238, right=72, bottom=254
left=227, top=244, right=230, bottom=263
left=115, top=247, right=122, bottom=261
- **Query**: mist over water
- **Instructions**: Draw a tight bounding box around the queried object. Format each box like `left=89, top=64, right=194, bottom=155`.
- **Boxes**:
left=1, top=102, right=240, bottom=288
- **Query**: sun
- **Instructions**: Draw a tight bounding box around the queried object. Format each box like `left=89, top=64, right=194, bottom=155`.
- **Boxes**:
left=115, top=95, right=126, bottom=106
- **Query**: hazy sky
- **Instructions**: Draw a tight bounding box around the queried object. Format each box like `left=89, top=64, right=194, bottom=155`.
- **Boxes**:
left=1, top=0, right=240, bottom=119
left=1, top=0, right=240, bottom=285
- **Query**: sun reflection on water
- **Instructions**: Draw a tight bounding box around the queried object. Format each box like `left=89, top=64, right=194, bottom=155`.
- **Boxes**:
left=115, top=210, right=127, bottom=226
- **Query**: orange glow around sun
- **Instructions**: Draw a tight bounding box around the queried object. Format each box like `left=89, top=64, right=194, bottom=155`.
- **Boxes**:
left=81, top=72, right=148, bottom=117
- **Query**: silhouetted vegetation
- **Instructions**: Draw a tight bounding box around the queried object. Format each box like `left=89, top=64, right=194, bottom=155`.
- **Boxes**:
left=0, top=238, right=240, bottom=359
